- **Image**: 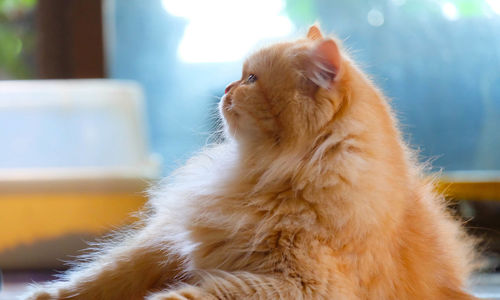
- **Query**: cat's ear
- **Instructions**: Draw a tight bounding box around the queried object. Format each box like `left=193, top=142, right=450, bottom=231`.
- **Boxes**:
left=306, top=39, right=342, bottom=89
left=307, top=25, right=323, bottom=40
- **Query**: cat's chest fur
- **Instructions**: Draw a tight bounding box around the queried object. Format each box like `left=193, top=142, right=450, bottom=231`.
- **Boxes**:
left=183, top=189, right=338, bottom=274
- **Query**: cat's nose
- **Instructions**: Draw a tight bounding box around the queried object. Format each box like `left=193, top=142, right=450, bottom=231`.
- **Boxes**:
left=224, top=81, right=239, bottom=94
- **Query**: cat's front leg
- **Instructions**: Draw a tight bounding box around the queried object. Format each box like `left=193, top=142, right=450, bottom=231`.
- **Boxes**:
left=147, top=285, right=217, bottom=300
left=23, top=222, right=184, bottom=300
left=147, top=270, right=302, bottom=300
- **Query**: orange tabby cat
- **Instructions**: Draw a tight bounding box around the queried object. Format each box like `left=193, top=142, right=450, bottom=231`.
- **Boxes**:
left=26, top=25, right=478, bottom=300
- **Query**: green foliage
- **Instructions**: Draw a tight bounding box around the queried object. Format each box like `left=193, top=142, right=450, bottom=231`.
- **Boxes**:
left=453, top=0, right=486, bottom=17
left=0, top=0, right=36, bottom=14
left=401, top=0, right=491, bottom=18
left=0, top=0, right=36, bottom=79
left=285, top=0, right=316, bottom=28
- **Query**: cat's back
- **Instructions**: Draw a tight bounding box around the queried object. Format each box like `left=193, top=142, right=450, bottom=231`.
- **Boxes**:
left=392, top=179, right=477, bottom=299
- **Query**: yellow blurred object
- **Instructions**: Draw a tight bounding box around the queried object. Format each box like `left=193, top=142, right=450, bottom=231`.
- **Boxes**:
left=0, top=193, right=146, bottom=252
left=435, top=171, right=500, bottom=201
left=0, top=168, right=154, bottom=269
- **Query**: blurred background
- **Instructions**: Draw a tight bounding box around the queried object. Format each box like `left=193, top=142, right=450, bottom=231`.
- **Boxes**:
left=0, top=0, right=499, bottom=298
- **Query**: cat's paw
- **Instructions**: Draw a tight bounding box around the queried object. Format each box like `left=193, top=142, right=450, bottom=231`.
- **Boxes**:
left=22, top=284, right=76, bottom=300
left=147, top=286, right=216, bottom=300
left=22, top=287, right=57, bottom=300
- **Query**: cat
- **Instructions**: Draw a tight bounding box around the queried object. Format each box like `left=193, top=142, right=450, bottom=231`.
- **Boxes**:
left=25, top=25, right=478, bottom=300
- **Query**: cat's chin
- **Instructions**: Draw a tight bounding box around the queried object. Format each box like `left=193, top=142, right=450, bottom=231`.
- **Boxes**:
left=220, top=94, right=233, bottom=112
left=220, top=96, right=238, bottom=130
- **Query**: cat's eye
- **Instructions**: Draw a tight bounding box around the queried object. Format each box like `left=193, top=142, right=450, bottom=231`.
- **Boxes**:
left=246, top=74, right=257, bottom=84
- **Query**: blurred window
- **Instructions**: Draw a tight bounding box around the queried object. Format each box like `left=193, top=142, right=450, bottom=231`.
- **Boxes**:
left=2, top=0, right=499, bottom=173
left=106, top=0, right=500, bottom=173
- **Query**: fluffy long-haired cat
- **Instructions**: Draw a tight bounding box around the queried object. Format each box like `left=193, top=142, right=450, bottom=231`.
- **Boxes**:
left=26, top=26, right=478, bottom=300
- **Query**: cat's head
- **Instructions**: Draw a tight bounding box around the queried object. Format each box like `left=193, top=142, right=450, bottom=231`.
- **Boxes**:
left=220, top=25, right=352, bottom=148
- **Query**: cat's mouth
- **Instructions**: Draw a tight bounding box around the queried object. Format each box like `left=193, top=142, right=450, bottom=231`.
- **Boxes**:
left=221, top=94, right=236, bottom=115
left=222, top=94, right=232, bottom=108
left=220, top=94, right=238, bottom=125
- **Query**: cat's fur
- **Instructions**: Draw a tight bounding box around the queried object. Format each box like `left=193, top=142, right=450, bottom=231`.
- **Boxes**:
left=26, top=26, right=477, bottom=300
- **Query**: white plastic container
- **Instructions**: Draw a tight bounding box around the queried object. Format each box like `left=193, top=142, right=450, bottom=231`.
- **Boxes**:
left=0, top=79, right=160, bottom=269
left=0, top=79, right=160, bottom=173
